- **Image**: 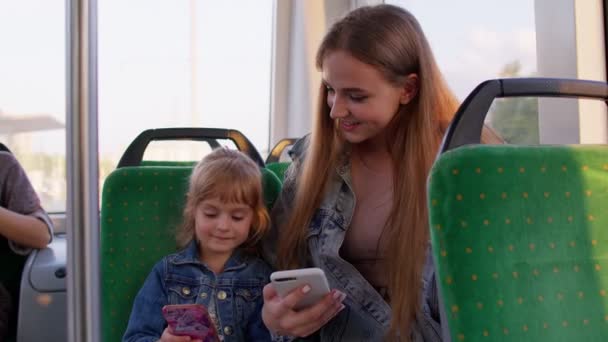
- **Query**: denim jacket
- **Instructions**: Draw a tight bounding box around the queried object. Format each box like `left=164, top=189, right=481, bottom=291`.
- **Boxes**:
left=265, top=145, right=442, bottom=342
left=123, top=241, right=272, bottom=342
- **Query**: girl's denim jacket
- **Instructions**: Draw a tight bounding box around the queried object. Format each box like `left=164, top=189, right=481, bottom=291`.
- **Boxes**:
left=123, top=241, right=272, bottom=342
left=265, top=145, right=442, bottom=342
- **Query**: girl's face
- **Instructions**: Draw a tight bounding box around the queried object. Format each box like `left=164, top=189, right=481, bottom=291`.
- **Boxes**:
left=322, top=51, right=416, bottom=146
left=194, top=197, right=253, bottom=258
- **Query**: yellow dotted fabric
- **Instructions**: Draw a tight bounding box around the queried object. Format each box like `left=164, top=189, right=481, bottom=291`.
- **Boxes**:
left=428, top=145, right=608, bottom=341
left=100, top=166, right=192, bottom=342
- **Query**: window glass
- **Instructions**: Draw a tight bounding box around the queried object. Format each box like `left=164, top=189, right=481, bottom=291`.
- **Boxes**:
left=387, top=0, right=538, bottom=144
left=0, top=0, right=66, bottom=213
left=0, top=1, right=274, bottom=213
left=98, top=0, right=274, bottom=174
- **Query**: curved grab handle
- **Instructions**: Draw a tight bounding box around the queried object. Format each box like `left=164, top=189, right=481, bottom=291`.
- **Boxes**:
left=117, top=127, right=265, bottom=168
left=266, top=138, right=297, bottom=163
left=440, top=78, right=608, bottom=153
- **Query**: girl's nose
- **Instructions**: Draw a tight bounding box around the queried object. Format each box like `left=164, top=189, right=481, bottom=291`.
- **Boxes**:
left=216, top=215, right=230, bottom=231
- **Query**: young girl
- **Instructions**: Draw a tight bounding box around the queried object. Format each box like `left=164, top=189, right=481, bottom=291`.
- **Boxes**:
left=123, top=148, right=272, bottom=342
left=262, top=4, right=501, bottom=342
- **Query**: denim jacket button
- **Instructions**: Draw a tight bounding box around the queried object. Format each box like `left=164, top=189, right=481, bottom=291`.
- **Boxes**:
left=181, top=287, right=191, bottom=296
left=217, top=290, right=227, bottom=300
left=199, top=292, right=208, bottom=299
left=223, top=325, right=233, bottom=336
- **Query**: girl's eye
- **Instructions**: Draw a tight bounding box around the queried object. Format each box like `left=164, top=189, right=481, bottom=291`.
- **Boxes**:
left=326, top=86, right=335, bottom=93
left=232, top=216, right=245, bottom=221
left=203, top=212, right=218, bottom=218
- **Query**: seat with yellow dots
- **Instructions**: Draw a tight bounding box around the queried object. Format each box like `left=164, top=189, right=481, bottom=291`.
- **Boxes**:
left=100, top=128, right=282, bottom=342
left=428, top=79, right=608, bottom=342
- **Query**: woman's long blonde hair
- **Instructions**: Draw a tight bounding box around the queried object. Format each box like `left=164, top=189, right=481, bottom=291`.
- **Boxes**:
left=277, top=4, right=500, bottom=339
left=177, top=148, right=270, bottom=254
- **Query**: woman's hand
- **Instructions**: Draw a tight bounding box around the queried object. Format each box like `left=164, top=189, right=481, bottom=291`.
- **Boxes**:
left=159, top=327, right=202, bottom=342
left=262, top=283, right=346, bottom=337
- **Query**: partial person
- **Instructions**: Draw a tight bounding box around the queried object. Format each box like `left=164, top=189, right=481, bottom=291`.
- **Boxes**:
left=262, top=4, right=501, bottom=341
left=0, top=150, right=54, bottom=341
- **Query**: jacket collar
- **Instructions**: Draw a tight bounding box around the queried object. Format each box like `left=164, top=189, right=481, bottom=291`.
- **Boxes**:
left=335, top=144, right=353, bottom=186
left=171, top=240, right=248, bottom=272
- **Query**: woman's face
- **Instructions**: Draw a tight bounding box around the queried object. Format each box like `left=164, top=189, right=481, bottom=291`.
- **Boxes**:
left=322, top=50, right=416, bottom=146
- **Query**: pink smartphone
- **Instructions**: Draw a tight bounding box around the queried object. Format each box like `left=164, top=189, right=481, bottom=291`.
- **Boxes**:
left=162, top=304, right=219, bottom=342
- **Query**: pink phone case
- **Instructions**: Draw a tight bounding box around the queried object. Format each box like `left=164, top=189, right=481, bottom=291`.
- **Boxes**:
left=162, top=304, right=219, bottom=342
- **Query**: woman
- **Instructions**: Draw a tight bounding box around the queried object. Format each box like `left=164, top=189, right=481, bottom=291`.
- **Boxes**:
left=262, top=4, right=500, bottom=341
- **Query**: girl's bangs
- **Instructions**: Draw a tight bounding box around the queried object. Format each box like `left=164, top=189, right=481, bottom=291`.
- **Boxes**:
left=207, top=174, right=257, bottom=206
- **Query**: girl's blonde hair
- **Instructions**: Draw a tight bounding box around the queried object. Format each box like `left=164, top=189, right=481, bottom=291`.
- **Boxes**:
left=277, top=4, right=500, bottom=339
left=177, top=148, right=270, bottom=254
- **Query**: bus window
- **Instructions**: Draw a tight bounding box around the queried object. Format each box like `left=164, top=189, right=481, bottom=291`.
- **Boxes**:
left=0, top=0, right=66, bottom=214
left=387, top=0, right=538, bottom=144
left=98, top=0, right=274, bottom=183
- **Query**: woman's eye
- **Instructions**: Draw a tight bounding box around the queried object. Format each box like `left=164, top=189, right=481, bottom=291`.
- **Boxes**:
left=326, top=86, right=335, bottom=93
left=349, top=94, right=367, bottom=102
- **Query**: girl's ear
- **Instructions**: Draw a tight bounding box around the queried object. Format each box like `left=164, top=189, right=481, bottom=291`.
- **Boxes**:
left=399, top=73, right=419, bottom=105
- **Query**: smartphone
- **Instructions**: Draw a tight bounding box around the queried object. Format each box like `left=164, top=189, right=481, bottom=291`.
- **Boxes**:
left=270, top=267, right=330, bottom=310
left=162, top=304, right=219, bottom=342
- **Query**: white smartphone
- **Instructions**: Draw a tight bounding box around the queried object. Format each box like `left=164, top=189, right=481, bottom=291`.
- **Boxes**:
left=270, top=267, right=331, bottom=310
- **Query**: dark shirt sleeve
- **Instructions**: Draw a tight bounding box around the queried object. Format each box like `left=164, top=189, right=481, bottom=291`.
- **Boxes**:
left=1, top=153, right=42, bottom=215
left=0, top=152, right=54, bottom=254
left=0, top=283, right=11, bottom=342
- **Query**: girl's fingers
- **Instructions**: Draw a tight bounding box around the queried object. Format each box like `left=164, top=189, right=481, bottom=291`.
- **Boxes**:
left=160, top=327, right=194, bottom=342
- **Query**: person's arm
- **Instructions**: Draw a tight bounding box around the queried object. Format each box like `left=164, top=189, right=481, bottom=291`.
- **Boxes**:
left=0, top=153, right=53, bottom=252
left=0, top=206, right=50, bottom=249
left=122, top=261, right=169, bottom=342
left=262, top=134, right=310, bottom=268
left=262, top=136, right=346, bottom=339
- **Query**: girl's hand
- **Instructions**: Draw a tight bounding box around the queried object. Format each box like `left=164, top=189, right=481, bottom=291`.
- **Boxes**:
left=261, top=283, right=346, bottom=337
left=159, top=327, right=202, bottom=342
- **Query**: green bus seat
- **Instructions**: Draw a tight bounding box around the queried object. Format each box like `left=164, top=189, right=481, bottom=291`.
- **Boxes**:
left=100, top=165, right=281, bottom=342
left=266, top=162, right=291, bottom=182
left=428, top=145, right=608, bottom=341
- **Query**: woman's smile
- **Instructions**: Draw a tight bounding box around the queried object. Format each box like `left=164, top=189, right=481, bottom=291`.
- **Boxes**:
left=340, top=119, right=361, bottom=132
